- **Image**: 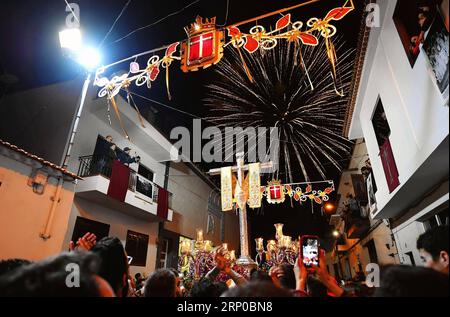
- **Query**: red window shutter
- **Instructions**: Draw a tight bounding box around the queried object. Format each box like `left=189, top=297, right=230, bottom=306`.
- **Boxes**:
left=379, top=139, right=400, bottom=193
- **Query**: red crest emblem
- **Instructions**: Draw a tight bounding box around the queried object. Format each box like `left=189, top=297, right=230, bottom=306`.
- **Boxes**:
left=181, top=16, right=224, bottom=72
left=266, top=180, right=285, bottom=204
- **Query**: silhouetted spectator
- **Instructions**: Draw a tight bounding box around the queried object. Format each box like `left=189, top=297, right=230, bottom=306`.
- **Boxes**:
left=0, top=259, right=32, bottom=277
left=189, top=277, right=228, bottom=297
left=306, top=275, right=328, bottom=297
left=417, top=225, right=449, bottom=275
left=144, top=269, right=177, bottom=297
left=222, top=281, right=293, bottom=297
left=373, top=265, right=449, bottom=297
left=250, top=270, right=273, bottom=283
left=0, top=252, right=114, bottom=297
left=91, top=237, right=129, bottom=297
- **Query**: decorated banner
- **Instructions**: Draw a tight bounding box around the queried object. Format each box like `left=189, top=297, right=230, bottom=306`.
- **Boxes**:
left=262, top=180, right=335, bottom=205
left=234, top=174, right=249, bottom=211
left=94, top=0, right=355, bottom=107
left=247, top=163, right=262, bottom=209
left=221, top=167, right=233, bottom=211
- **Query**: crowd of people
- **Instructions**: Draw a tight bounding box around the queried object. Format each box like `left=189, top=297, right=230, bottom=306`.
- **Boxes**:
left=0, top=226, right=448, bottom=297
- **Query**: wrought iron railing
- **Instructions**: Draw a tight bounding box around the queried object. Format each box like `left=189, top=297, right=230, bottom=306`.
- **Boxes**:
left=78, top=155, right=172, bottom=209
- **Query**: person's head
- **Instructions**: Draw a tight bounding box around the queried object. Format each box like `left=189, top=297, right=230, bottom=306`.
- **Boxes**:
left=250, top=270, right=273, bottom=283
left=306, top=275, right=328, bottom=297
left=222, top=281, right=293, bottom=297
left=111, top=143, right=117, bottom=150
left=278, top=264, right=296, bottom=290
left=0, top=259, right=32, bottom=277
left=144, top=269, right=177, bottom=297
left=0, top=252, right=114, bottom=297
left=124, top=147, right=131, bottom=154
left=189, top=277, right=228, bottom=297
left=417, top=225, right=449, bottom=274
left=170, top=268, right=182, bottom=297
left=91, top=237, right=129, bottom=297
left=373, top=265, right=449, bottom=297
left=105, top=135, right=113, bottom=143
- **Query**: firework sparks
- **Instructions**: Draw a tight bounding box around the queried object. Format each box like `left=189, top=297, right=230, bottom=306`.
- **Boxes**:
left=204, top=39, right=354, bottom=183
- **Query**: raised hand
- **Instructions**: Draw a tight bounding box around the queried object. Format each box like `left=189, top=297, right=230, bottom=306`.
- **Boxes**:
left=310, top=249, right=344, bottom=297
left=70, top=232, right=97, bottom=252
left=214, top=247, right=227, bottom=271
left=294, top=256, right=308, bottom=292
left=269, top=266, right=284, bottom=288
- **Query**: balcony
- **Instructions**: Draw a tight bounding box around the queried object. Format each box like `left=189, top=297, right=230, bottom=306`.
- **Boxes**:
left=75, top=155, right=173, bottom=222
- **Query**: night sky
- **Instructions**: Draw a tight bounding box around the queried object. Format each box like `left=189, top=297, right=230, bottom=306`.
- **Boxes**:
left=0, top=0, right=365, bottom=250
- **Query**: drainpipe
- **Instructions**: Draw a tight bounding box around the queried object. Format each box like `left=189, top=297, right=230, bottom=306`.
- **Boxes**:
left=40, top=177, right=64, bottom=240
left=164, top=161, right=170, bottom=189
left=62, top=73, right=92, bottom=168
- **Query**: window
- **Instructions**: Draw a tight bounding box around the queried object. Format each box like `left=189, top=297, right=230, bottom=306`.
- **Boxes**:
left=333, top=263, right=342, bottom=281
left=71, top=217, right=110, bottom=244
left=393, top=0, right=437, bottom=66
left=159, top=239, right=169, bottom=269
left=138, top=164, right=154, bottom=182
left=437, top=208, right=449, bottom=226
left=125, top=230, right=149, bottom=267
left=405, top=251, right=417, bottom=266
left=351, top=174, right=368, bottom=208
left=372, top=99, right=391, bottom=148
left=372, top=98, right=400, bottom=193
left=422, top=207, right=449, bottom=230
left=365, top=239, right=379, bottom=265
left=134, top=164, right=155, bottom=200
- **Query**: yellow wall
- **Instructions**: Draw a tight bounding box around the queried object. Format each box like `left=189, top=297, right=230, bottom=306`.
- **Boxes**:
left=0, top=162, right=75, bottom=261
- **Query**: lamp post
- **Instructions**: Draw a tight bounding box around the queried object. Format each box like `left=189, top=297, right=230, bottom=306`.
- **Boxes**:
left=58, top=28, right=101, bottom=169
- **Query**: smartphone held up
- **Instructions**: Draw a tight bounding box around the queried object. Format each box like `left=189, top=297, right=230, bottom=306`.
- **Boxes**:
left=300, top=235, right=319, bottom=268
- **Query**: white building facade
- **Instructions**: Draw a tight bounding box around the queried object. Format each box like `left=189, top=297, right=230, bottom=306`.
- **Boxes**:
left=346, top=0, right=449, bottom=266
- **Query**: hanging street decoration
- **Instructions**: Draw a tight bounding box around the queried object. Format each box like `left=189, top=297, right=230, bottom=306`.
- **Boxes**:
left=94, top=0, right=355, bottom=106
left=264, top=179, right=286, bottom=205
left=221, top=172, right=335, bottom=210
left=262, top=180, right=335, bottom=205
left=180, top=16, right=225, bottom=72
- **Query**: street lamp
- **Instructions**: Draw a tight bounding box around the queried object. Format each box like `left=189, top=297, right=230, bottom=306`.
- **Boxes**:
left=324, top=203, right=336, bottom=213
left=59, top=28, right=102, bottom=168
left=59, top=28, right=82, bottom=51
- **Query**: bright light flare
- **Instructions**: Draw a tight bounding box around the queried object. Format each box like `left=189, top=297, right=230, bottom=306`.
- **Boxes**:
left=77, top=47, right=101, bottom=69
left=59, top=28, right=82, bottom=51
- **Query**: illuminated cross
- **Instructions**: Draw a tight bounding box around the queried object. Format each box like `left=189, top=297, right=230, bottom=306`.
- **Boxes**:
left=189, top=32, right=214, bottom=61
left=208, top=152, right=273, bottom=268
left=270, top=186, right=282, bottom=199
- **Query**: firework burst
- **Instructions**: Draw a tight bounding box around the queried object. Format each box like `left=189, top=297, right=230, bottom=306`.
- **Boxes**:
left=204, top=38, right=354, bottom=183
